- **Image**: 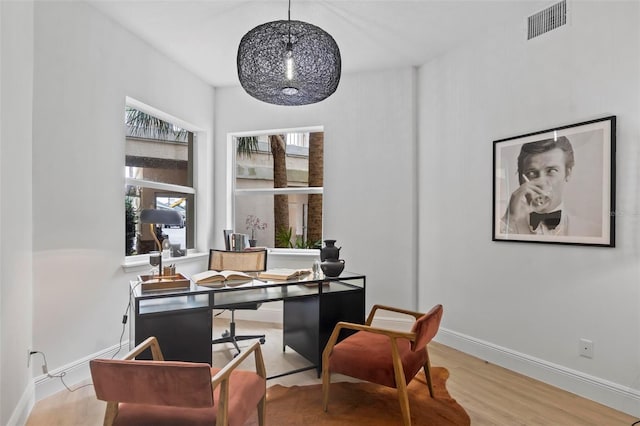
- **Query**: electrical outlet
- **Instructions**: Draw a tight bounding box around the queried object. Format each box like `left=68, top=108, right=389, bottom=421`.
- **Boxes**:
left=579, top=338, right=594, bottom=358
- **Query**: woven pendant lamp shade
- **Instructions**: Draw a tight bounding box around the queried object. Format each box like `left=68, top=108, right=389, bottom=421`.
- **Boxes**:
left=237, top=19, right=341, bottom=106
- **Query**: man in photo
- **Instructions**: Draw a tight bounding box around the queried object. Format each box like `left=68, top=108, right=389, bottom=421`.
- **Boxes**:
left=500, top=136, right=600, bottom=236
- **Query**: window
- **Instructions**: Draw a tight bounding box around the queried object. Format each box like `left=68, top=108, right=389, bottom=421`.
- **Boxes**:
left=231, top=127, right=324, bottom=249
left=125, top=104, right=195, bottom=256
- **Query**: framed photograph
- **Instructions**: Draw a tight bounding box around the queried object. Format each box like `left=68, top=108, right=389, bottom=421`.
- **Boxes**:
left=493, top=116, right=615, bottom=247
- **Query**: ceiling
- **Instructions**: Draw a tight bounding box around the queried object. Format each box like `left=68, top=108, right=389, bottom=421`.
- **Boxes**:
left=88, top=0, right=549, bottom=88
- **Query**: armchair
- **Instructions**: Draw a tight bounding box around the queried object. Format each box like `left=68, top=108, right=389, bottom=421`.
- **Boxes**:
left=90, top=336, right=266, bottom=426
left=322, top=304, right=443, bottom=426
left=209, top=249, right=268, bottom=356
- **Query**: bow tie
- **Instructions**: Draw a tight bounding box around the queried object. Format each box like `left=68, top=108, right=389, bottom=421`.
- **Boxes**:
left=530, top=210, right=562, bottom=230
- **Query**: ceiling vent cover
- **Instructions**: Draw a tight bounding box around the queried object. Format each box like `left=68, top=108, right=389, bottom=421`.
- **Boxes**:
left=527, top=0, right=567, bottom=40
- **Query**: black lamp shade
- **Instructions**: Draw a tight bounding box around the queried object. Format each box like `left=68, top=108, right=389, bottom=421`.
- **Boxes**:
left=237, top=20, right=341, bottom=106
left=140, top=208, right=182, bottom=226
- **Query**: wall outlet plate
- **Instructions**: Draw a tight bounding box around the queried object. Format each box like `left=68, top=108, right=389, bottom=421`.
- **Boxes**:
left=579, top=338, right=594, bottom=358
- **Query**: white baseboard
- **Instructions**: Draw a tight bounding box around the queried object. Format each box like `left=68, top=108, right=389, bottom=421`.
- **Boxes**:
left=34, top=343, right=122, bottom=401
left=31, top=311, right=639, bottom=419
left=7, top=380, right=35, bottom=426
left=436, top=327, right=640, bottom=418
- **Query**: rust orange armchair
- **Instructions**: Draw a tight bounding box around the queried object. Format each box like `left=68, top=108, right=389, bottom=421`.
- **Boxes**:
left=322, top=304, right=443, bottom=426
left=90, top=336, right=266, bottom=426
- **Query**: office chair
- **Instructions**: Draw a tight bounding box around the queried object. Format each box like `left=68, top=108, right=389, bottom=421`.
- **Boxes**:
left=209, top=249, right=267, bottom=356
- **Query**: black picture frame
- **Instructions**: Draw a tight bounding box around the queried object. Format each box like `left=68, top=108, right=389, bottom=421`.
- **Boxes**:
left=492, top=116, right=615, bottom=247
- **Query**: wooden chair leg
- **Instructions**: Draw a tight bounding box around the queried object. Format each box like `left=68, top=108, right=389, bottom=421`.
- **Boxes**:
left=423, top=349, right=434, bottom=398
left=397, top=380, right=412, bottom=426
left=390, top=340, right=411, bottom=426
left=257, top=394, right=266, bottom=426
left=322, top=370, right=331, bottom=411
left=322, top=367, right=331, bottom=411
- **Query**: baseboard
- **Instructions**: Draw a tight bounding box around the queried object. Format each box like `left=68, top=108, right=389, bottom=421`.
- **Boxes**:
left=31, top=313, right=640, bottom=418
left=436, top=327, right=640, bottom=418
left=7, top=380, right=35, bottom=426
left=34, top=343, right=122, bottom=401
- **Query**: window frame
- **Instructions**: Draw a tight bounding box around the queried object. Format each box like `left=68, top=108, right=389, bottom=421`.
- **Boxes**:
left=124, top=97, right=198, bottom=261
left=227, top=125, right=324, bottom=253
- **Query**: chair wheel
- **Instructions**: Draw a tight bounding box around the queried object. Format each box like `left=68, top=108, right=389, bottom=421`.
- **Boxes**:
left=259, top=338, right=265, bottom=344
left=222, top=330, right=230, bottom=338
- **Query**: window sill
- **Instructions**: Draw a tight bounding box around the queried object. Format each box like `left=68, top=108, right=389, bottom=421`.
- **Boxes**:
left=122, top=251, right=208, bottom=273
left=267, top=248, right=319, bottom=257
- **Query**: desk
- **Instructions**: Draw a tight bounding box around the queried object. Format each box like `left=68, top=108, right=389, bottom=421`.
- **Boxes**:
left=129, top=272, right=365, bottom=376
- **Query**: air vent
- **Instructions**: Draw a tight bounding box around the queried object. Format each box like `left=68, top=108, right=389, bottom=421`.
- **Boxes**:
left=527, top=0, right=567, bottom=40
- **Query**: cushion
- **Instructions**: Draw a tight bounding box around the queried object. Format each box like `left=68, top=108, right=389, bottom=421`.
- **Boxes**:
left=329, top=331, right=427, bottom=389
left=97, top=365, right=265, bottom=426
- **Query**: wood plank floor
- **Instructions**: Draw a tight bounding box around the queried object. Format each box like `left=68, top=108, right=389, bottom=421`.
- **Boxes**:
left=26, top=320, right=638, bottom=425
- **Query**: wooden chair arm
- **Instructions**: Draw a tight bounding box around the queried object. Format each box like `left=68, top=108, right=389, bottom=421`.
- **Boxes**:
left=366, top=304, right=423, bottom=325
left=123, top=336, right=164, bottom=361
left=211, top=341, right=266, bottom=426
left=211, top=341, right=266, bottom=388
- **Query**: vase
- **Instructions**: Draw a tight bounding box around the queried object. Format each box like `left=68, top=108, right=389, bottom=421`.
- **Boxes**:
left=320, top=239, right=341, bottom=262
left=249, top=239, right=257, bottom=247
left=321, top=259, right=345, bottom=277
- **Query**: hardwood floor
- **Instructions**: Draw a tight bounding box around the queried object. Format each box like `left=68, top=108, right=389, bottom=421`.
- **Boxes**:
left=26, top=320, right=637, bottom=425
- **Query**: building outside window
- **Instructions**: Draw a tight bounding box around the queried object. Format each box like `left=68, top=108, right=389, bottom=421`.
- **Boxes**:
left=232, top=128, right=324, bottom=249
left=124, top=105, right=195, bottom=256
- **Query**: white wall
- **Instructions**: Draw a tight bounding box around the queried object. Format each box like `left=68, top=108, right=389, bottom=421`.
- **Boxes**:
left=28, top=0, right=212, bottom=401
left=215, top=68, right=418, bottom=312
left=419, top=0, right=640, bottom=415
left=1, top=1, right=35, bottom=424
left=3, top=0, right=637, bottom=420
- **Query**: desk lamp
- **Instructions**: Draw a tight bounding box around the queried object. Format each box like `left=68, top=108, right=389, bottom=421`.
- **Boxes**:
left=140, top=208, right=182, bottom=277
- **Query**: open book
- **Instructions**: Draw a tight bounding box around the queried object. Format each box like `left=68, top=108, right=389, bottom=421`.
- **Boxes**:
left=257, top=268, right=311, bottom=280
left=191, top=270, right=252, bottom=287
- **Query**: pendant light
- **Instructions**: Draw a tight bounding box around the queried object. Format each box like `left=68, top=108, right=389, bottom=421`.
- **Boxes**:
left=237, top=0, right=341, bottom=106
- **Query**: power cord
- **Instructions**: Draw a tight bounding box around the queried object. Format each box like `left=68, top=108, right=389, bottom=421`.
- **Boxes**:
left=29, top=351, right=93, bottom=392
left=28, top=281, right=145, bottom=393
left=111, top=280, right=143, bottom=359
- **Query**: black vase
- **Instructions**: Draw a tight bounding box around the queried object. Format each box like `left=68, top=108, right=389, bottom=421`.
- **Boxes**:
left=321, top=259, right=345, bottom=277
left=320, top=239, right=341, bottom=262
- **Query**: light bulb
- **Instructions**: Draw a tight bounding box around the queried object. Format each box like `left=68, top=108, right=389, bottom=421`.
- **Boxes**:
left=285, top=45, right=294, bottom=80
left=282, top=42, right=298, bottom=95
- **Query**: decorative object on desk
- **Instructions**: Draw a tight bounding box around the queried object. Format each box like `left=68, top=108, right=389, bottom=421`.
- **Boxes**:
left=191, top=269, right=252, bottom=287
left=258, top=268, right=311, bottom=280
left=246, top=214, right=267, bottom=247
left=257, top=368, right=468, bottom=426
left=137, top=272, right=190, bottom=292
left=320, top=239, right=341, bottom=262
left=140, top=208, right=182, bottom=276
left=148, top=251, right=161, bottom=275
left=170, top=243, right=183, bottom=257
left=320, top=259, right=345, bottom=278
left=237, top=0, right=341, bottom=106
left=312, top=259, right=321, bottom=278
left=162, top=265, right=176, bottom=277
left=223, top=229, right=233, bottom=251
left=231, top=233, right=249, bottom=251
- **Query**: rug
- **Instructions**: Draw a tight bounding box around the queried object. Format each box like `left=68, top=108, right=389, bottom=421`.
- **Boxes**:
left=247, top=367, right=470, bottom=425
